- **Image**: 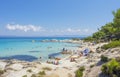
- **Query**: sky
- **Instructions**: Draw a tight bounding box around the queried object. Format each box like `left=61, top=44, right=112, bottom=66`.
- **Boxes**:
left=0, top=0, right=120, bottom=37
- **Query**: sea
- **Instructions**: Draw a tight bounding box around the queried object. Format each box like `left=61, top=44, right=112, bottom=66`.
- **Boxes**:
left=0, top=37, right=81, bottom=62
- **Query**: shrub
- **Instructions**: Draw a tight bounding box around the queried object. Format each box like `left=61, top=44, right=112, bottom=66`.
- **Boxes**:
left=102, top=40, right=120, bottom=50
left=27, top=69, right=32, bottom=73
left=42, top=67, right=52, bottom=71
left=101, top=64, right=108, bottom=74
left=31, top=74, right=36, bottom=77
left=38, top=71, right=46, bottom=75
left=115, top=66, right=120, bottom=76
left=0, top=70, right=4, bottom=75
left=116, top=57, right=120, bottom=62
left=90, top=64, right=95, bottom=68
left=75, top=70, right=83, bottom=77
left=101, top=55, right=109, bottom=62
left=79, top=66, right=85, bottom=71
left=22, top=75, right=27, bottom=77
left=101, top=59, right=120, bottom=77
left=75, top=66, right=85, bottom=77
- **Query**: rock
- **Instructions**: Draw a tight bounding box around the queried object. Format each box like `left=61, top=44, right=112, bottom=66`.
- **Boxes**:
left=0, top=61, right=7, bottom=70
left=7, top=64, right=23, bottom=71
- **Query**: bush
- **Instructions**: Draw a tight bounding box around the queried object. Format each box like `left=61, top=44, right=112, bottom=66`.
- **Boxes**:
left=101, top=59, right=120, bottom=77
left=90, top=64, right=95, bottom=68
left=102, top=40, right=120, bottom=50
left=0, top=70, right=4, bottom=75
left=27, top=69, right=32, bottom=72
left=42, top=67, right=52, bottom=71
left=101, top=55, right=109, bottom=62
left=75, top=66, right=85, bottom=77
left=116, top=57, right=120, bottom=62
left=31, top=74, right=36, bottom=77
left=22, top=75, right=27, bottom=77
left=75, top=70, right=83, bottom=77
left=38, top=71, right=46, bottom=75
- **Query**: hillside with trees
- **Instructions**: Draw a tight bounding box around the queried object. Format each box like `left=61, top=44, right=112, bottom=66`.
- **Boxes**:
left=84, top=9, right=120, bottom=42
left=82, top=9, right=120, bottom=77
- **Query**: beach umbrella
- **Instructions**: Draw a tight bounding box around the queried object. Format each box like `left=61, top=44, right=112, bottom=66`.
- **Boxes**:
left=83, top=48, right=89, bottom=53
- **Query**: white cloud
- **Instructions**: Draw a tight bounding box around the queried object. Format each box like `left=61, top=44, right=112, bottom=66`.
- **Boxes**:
left=5, top=23, right=94, bottom=36
left=83, top=29, right=89, bottom=32
left=6, top=24, right=45, bottom=32
left=66, top=28, right=72, bottom=32
left=66, top=28, right=81, bottom=32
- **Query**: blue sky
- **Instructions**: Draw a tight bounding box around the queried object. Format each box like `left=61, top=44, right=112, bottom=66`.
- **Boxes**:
left=0, top=0, right=120, bottom=36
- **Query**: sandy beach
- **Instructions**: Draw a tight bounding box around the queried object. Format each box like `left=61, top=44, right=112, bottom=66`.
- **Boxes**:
left=0, top=41, right=112, bottom=77
left=1, top=0, right=120, bottom=77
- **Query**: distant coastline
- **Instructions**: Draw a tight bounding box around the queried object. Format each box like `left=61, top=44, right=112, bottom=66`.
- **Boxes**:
left=0, top=35, right=88, bottom=39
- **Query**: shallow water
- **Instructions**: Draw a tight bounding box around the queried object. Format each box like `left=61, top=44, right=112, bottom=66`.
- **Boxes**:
left=0, top=37, right=80, bottom=61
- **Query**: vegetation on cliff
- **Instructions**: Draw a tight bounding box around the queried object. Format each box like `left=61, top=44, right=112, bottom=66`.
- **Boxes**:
left=84, top=9, right=120, bottom=42
left=101, top=58, right=120, bottom=77
left=75, top=66, right=85, bottom=77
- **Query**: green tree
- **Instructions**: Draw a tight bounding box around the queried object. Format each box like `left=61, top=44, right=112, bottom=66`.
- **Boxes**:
left=93, top=31, right=105, bottom=39
left=112, top=9, right=120, bottom=39
left=101, top=23, right=116, bottom=36
left=113, top=9, right=120, bottom=31
left=84, top=36, right=94, bottom=42
left=84, top=8, right=120, bottom=42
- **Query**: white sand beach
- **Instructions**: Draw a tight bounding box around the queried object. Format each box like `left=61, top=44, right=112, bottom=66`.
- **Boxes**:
left=0, top=41, right=119, bottom=77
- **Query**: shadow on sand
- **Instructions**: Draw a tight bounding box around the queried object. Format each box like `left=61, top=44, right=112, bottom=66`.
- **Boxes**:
left=48, top=52, right=60, bottom=59
left=0, top=55, right=38, bottom=62
left=98, top=73, right=109, bottom=77
left=96, top=60, right=106, bottom=66
left=96, top=61, right=109, bottom=77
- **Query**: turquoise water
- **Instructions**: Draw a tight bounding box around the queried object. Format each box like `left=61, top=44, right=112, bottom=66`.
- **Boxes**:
left=0, top=37, right=80, bottom=61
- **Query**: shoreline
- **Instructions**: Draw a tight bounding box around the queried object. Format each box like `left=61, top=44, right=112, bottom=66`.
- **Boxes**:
left=0, top=40, right=109, bottom=77
left=0, top=39, right=81, bottom=62
left=0, top=39, right=82, bottom=62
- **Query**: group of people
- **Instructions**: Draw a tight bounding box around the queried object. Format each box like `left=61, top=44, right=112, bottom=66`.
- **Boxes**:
left=46, top=60, right=59, bottom=65
left=45, top=47, right=90, bottom=64
left=61, top=48, right=73, bottom=54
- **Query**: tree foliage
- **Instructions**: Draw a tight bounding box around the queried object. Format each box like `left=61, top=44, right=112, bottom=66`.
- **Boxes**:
left=101, top=23, right=115, bottom=36
left=93, top=31, right=105, bottom=39
left=113, top=9, right=120, bottom=31
left=84, top=8, right=120, bottom=42
left=102, top=40, right=120, bottom=50
left=84, top=36, right=94, bottom=42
